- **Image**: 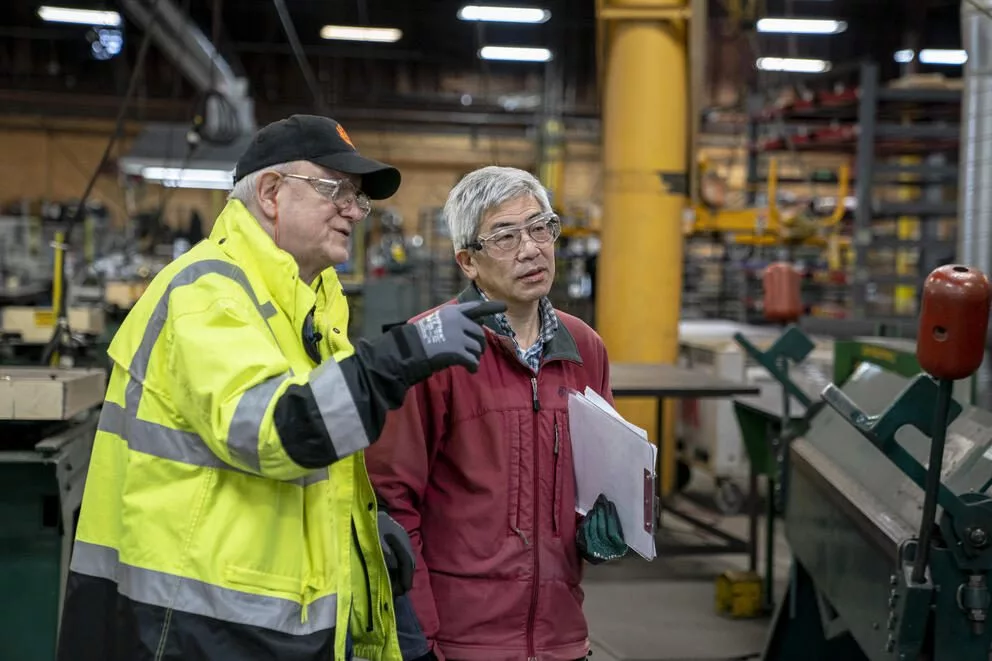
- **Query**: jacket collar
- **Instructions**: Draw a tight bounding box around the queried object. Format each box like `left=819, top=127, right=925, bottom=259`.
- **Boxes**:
left=208, top=200, right=336, bottom=329
left=455, top=285, right=582, bottom=364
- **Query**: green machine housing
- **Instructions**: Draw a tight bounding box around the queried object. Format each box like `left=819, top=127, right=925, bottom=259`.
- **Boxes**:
left=0, top=359, right=107, bottom=661
left=735, top=330, right=992, bottom=660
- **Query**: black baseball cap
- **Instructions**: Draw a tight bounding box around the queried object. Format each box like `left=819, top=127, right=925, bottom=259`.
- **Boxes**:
left=234, top=114, right=401, bottom=200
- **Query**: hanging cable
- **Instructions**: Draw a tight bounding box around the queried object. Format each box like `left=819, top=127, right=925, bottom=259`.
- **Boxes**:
left=155, top=0, right=240, bottom=230
left=43, top=0, right=164, bottom=367
left=272, top=0, right=326, bottom=114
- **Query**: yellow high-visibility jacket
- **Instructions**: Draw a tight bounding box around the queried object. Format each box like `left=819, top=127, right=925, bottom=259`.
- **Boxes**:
left=58, top=200, right=416, bottom=661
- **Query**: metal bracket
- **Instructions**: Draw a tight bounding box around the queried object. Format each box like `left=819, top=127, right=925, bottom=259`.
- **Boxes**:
left=644, top=468, right=658, bottom=534
left=657, top=171, right=689, bottom=196
left=734, top=325, right=816, bottom=409
left=886, top=541, right=933, bottom=658
left=956, top=574, right=991, bottom=635
left=821, top=375, right=967, bottom=522
left=596, top=1, right=692, bottom=21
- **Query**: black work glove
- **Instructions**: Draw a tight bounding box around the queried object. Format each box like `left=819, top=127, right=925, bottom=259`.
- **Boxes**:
left=410, top=301, right=506, bottom=373
left=378, top=511, right=415, bottom=597
left=576, top=494, right=629, bottom=565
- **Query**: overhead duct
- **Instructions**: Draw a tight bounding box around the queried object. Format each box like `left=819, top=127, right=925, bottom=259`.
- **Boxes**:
left=959, top=0, right=992, bottom=407
left=117, top=0, right=256, bottom=187
left=119, top=0, right=254, bottom=133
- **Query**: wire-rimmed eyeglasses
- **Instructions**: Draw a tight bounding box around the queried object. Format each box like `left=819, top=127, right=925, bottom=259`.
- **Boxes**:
left=282, top=173, right=372, bottom=219
left=468, top=213, right=562, bottom=254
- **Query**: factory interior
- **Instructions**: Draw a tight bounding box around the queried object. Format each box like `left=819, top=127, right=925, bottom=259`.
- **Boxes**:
left=5, top=0, right=992, bottom=660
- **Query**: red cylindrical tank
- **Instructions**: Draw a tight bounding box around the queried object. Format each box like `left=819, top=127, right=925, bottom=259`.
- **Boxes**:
left=917, top=264, right=992, bottom=381
left=763, top=262, right=803, bottom=323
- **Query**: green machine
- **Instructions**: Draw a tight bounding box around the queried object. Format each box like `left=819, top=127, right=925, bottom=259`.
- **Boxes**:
left=731, top=263, right=992, bottom=660
left=732, top=334, right=975, bottom=614
left=0, top=363, right=106, bottom=660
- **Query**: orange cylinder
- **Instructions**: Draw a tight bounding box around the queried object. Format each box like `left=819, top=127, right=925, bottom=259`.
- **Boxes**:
left=917, top=264, right=992, bottom=380
left=763, top=262, right=803, bottom=323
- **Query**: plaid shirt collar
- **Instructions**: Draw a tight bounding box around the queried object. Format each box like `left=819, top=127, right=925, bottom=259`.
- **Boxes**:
left=474, top=283, right=558, bottom=372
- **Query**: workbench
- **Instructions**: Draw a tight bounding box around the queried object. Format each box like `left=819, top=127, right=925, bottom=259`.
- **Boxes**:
left=0, top=367, right=105, bottom=661
left=609, top=362, right=760, bottom=559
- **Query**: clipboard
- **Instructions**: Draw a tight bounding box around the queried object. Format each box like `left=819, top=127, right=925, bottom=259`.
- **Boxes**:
left=568, top=387, right=658, bottom=560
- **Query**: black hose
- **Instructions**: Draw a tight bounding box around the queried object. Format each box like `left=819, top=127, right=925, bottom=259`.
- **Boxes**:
left=912, top=377, right=955, bottom=584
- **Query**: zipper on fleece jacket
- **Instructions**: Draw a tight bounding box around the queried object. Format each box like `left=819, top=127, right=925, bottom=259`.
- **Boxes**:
left=552, top=420, right=560, bottom=535
left=526, top=375, right=541, bottom=661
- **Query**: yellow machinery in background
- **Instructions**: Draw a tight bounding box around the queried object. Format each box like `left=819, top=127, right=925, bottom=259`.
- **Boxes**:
left=689, top=157, right=852, bottom=248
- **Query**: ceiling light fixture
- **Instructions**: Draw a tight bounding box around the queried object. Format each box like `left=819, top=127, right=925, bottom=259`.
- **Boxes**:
left=38, top=6, right=122, bottom=27
left=479, top=46, right=553, bottom=62
left=756, top=18, right=847, bottom=35
left=918, top=48, right=967, bottom=65
left=457, top=5, right=551, bottom=23
left=320, top=25, right=402, bottom=43
left=894, top=49, right=916, bottom=64
left=141, top=167, right=233, bottom=190
left=756, top=57, right=832, bottom=73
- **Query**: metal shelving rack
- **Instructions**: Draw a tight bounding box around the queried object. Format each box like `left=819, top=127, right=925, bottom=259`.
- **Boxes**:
left=850, top=62, right=960, bottom=320
left=750, top=61, right=961, bottom=323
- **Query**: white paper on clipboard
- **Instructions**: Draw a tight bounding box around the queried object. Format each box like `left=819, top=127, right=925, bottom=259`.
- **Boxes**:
left=568, top=387, right=658, bottom=561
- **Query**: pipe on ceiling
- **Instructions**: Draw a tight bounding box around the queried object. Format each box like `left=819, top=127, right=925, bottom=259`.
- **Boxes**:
left=119, top=0, right=255, bottom=133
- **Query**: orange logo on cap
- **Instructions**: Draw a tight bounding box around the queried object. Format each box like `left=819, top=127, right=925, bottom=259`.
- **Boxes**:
left=336, top=124, right=356, bottom=149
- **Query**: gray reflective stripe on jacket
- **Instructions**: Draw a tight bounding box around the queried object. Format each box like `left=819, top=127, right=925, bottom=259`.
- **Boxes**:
left=96, top=257, right=376, bottom=485
left=69, top=540, right=337, bottom=635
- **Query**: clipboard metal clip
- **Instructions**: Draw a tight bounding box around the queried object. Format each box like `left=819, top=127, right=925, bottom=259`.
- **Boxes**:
left=643, top=468, right=658, bottom=534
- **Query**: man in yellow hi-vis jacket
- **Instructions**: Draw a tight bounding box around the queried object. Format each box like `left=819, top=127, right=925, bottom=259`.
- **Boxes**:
left=56, top=115, right=504, bottom=661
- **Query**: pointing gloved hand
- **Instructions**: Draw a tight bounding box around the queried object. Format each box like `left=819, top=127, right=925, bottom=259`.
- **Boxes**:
left=411, top=300, right=506, bottom=373
left=576, top=494, right=629, bottom=564
left=378, top=511, right=416, bottom=597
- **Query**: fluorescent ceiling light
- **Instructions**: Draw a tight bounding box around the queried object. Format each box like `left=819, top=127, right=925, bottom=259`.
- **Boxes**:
left=479, top=46, right=552, bottom=62
left=919, top=48, right=967, bottom=65
left=458, top=5, right=551, bottom=23
left=756, top=57, right=832, bottom=73
left=38, top=6, right=122, bottom=27
left=756, top=18, right=846, bottom=35
left=142, top=167, right=233, bottom=190
left=894, top=49, right=915, bottom=64
left=320, top=25, right=402, bottom=43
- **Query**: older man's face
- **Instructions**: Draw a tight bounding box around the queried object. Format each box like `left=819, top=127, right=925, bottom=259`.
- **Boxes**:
left=458, top=194, right=556, bottom=306
left=275, top=161, right=366, bottom=277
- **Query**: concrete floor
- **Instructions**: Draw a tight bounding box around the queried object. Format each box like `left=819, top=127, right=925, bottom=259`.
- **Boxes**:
left=582, top=493, right=792, bottom=661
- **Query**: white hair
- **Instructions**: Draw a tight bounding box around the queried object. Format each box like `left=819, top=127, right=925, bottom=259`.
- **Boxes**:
left=227, top=161, right=294, bottom=205
left=443, top=166, right=552, bottom=252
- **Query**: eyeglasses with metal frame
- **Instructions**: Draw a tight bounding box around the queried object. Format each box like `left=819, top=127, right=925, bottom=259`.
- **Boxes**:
left=467, top=212, right=562, bottom=254
left=282, top=173, right=372, bottom=219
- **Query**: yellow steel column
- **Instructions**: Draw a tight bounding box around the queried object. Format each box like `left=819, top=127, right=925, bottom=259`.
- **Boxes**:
left=597, top=0, right=688, bottom=496
left=538, top=118, right=566, bottom=210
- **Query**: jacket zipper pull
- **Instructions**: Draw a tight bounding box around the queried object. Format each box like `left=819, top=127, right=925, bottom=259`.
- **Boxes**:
left=513, top=527, right=531, bottom=546
left=300, top=581, right=315, bottom=624
left=531, top=377, right=540, bottom=412
left=554, top=422, right=559, bottom=456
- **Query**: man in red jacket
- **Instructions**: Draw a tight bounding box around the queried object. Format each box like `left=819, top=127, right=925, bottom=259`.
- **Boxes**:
left=365, top=166, right=629, bottom=661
